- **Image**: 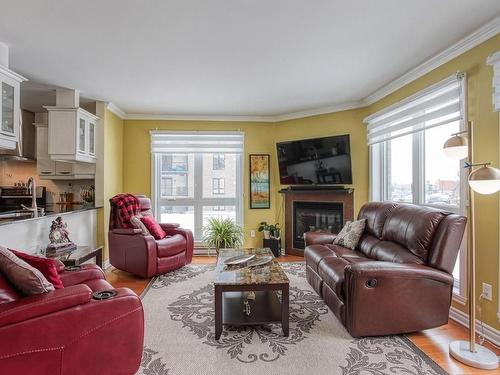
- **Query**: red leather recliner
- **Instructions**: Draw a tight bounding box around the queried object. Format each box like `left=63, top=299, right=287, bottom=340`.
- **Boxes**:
left=108, top=195, right=194, bottom=277
left=0, top=263, right=144, bottom=374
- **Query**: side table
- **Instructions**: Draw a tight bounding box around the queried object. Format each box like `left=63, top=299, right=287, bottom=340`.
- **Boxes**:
left=47, top=246, right=104, bottom=269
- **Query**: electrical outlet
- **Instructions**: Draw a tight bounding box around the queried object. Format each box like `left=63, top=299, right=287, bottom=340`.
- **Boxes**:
left=482, top=282, right=493, bottom=301
left=250, top=230, right=256, bottom=238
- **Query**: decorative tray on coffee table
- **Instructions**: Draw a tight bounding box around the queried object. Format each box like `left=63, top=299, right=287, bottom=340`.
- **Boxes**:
left=223, top=254, right=256, bottom=265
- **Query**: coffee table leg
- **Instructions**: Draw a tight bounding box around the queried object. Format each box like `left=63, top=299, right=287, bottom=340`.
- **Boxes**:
left=282, top=284, right=289, bottom=337
left=215, top=285, right=223, bottom=340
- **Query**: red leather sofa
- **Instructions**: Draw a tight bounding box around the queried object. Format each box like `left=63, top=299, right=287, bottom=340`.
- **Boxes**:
left=109, top=195, right=194, bottom=278
left=0, top=263, right=144, bottom=374
left=305, top=201, right=466, bottom=337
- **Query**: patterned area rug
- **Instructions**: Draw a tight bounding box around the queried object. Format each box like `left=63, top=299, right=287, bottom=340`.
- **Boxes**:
left=137, top=263, right=447, bottom=375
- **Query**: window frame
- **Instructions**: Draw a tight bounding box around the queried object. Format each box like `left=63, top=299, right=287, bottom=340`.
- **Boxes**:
left=368, top=77, right=468, bottom=302
left=151, top=151, right=243, bottom=244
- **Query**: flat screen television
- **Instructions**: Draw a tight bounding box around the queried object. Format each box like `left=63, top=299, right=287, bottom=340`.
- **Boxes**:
left=277, top=134, right=352, bottom=185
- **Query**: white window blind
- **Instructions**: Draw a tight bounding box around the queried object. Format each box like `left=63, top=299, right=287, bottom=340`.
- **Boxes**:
left=364, top=73, right=466, bottom=145
left=151, top=131, right=244, bottom=154
left=487, top=51, right=500, bottom=112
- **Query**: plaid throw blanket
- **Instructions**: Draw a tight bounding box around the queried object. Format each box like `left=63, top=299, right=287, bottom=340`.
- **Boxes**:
left=109, top=193, right=140, bottom=229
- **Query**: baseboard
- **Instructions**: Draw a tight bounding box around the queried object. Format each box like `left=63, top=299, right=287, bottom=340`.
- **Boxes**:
left=103, top=259, right=111, bottom=270
left=449, top=306, right=500, bottom=347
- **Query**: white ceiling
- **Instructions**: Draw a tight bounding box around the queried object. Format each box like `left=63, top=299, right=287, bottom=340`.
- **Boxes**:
left=1, top=1, right=500, bottom=118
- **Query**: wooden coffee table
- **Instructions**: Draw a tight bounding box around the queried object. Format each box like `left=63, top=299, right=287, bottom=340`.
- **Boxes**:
left=214, top=248, right=289, bottom=340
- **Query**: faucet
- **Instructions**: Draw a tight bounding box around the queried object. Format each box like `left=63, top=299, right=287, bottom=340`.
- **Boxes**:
left=22, top=177, right=38, bottom=218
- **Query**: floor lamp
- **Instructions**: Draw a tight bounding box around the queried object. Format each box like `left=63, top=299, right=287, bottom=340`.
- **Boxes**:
left=444, top=121, right=500, bottom=370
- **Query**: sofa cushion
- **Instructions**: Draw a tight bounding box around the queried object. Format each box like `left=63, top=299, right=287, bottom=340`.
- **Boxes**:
left=356, top=233, right=380, bottom=258
left=358, top=202, right=398, bottom=239
left=0, top=274, right=20, bottom=304
left=331, top=245, right=372, bottom=264
left=369, top=241, right=425, bottom=264
left=130, top=214, right=151, bottom=236
left=0, top=246, right=54, bottom=296
left=318, top=256, right=349, bottom=300
left=156, top=234, right=186, bottom=258
left=9, top=249, right=64, bottom=289
left=382, top=204, right=446, bottom=261
left=333, top=219, right=366, bottom=250
left=140, top=215, right=167, bottom=240
left=304, top=244, right=336, bottom=273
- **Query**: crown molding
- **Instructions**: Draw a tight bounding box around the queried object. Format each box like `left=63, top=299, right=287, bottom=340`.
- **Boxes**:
left=0, top=64, right=27, bottom=82
left=271, top=101, right=364, bottom=122
left=124, top=112, right=277, bottom=122
left=109, top=15, right=500, bottom=123
left=362, top=14, right=500, bottom=106
left=106, top=102, right=127, bottom=119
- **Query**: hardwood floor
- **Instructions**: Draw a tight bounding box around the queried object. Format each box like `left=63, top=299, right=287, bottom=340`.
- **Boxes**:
left=105, top=255, right=500, bottom=374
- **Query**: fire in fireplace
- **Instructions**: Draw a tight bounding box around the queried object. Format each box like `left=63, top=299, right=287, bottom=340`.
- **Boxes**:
left=293, top=201, right=343, bottom=249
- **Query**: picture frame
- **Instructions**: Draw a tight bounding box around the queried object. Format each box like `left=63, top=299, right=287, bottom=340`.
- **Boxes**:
left=249, top=154, right=270, bottom=209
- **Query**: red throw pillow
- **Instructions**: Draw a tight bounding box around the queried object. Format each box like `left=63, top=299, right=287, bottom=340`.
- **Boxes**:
left=9, top=249, right=64, bottom=289
left=140, top=215, right=167, bottom=240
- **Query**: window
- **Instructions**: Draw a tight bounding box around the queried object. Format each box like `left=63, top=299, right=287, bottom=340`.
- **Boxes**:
left=151, top=131, right=244, bottom=242
left=213, top=154, right=225, bottom=170
left=366, top=74, right=467, bottom=299
left=212, top=178, right=225, bottom=195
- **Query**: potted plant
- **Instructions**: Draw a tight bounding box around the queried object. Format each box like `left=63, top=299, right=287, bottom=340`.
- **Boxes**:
left=202, top=217, right=244, bottom=255
left=269, top=223, right=281, bottom=239
left=258, top=221, right=271, bottom=239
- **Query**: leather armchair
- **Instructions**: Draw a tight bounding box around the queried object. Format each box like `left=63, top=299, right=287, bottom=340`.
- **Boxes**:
left=0, top=264, right=144, bottom=374
left=108, top=195, right=194, bottom=277
left=304, top=201, right=466, bottom=337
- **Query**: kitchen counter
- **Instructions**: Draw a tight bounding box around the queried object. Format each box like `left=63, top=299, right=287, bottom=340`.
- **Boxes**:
left=0, top=204, right=100, bottom=226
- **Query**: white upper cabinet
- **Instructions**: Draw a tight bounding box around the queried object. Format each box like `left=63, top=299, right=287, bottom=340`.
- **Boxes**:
left=35, top=123, right=95, bottom=179
left=44, top=89, right=99, bottom=163
left=0, top=65, right=26, bottom=150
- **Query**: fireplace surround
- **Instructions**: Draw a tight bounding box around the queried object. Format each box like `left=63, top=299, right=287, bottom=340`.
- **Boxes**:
left=279, top=187, right=354, bottom=256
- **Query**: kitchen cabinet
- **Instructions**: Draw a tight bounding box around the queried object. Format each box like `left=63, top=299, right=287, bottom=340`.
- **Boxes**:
left=36, top=124, right=95, bottom=179
left=44, top=106, right=98, bottom=163
left=0, top=66, right=26, bottom=150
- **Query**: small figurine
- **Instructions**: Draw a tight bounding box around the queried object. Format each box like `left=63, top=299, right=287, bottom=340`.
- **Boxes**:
left=46, top=217, right=77, bottom=255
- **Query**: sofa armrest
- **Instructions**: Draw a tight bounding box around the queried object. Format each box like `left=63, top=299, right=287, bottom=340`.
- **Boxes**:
left=343, top=261, right=454, bottom=336
left=0, top=285, right=92, bottom=328
left=304, top=231, right=336, bottom=246
left=59, top=264, right=106, bottom=287
left=345, top=261, right=453, bottom=285
left=111, top=228, right=142, bottom=235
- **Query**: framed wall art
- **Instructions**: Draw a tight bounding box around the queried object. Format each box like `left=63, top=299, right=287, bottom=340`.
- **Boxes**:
left=249, top=154, right=270, bottom=209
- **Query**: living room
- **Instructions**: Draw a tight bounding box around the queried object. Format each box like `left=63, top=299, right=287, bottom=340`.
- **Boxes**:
left=0, top=1, right=500, bottom=374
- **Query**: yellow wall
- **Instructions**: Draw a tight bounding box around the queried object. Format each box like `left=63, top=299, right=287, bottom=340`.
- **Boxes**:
left=97, top=109, right=124, bottom=260
left=122, top=120, right=278, bottom=248
left=366, top=34, right=500, bottom=329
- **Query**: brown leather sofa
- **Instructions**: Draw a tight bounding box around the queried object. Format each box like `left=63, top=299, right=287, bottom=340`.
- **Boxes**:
left=304, top=201, right=466, bottom=337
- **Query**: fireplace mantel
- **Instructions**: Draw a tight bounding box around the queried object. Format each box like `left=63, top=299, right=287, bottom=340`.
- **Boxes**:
left=279, top=187, right=354, bottom=256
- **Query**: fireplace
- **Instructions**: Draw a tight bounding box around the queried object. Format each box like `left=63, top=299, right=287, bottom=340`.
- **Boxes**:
left=293, top=201, right=343, bottom=249
left=279, top=188, right=354, bottom=256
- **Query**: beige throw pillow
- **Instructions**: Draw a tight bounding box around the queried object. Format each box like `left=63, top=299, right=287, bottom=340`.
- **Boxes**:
left=333, top=219, right=366, bottom=250
left=130, top=214, right=151, bottom=236
left=0, top=246, right=55, bottom=295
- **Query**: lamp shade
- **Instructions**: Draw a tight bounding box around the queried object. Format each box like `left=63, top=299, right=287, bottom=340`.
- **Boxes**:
left=443, top=135, right=468, bottom=160
left=468, top=165, right=500, bottom=194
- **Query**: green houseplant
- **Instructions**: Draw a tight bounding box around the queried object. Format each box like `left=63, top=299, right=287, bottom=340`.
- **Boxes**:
left=258, top=221, right=281, bottom=239
left=202, top=217, right=244, bottom=254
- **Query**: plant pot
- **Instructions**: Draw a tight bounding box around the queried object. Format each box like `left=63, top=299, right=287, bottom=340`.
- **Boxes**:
left=263, top=230, right=271, bottom=239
